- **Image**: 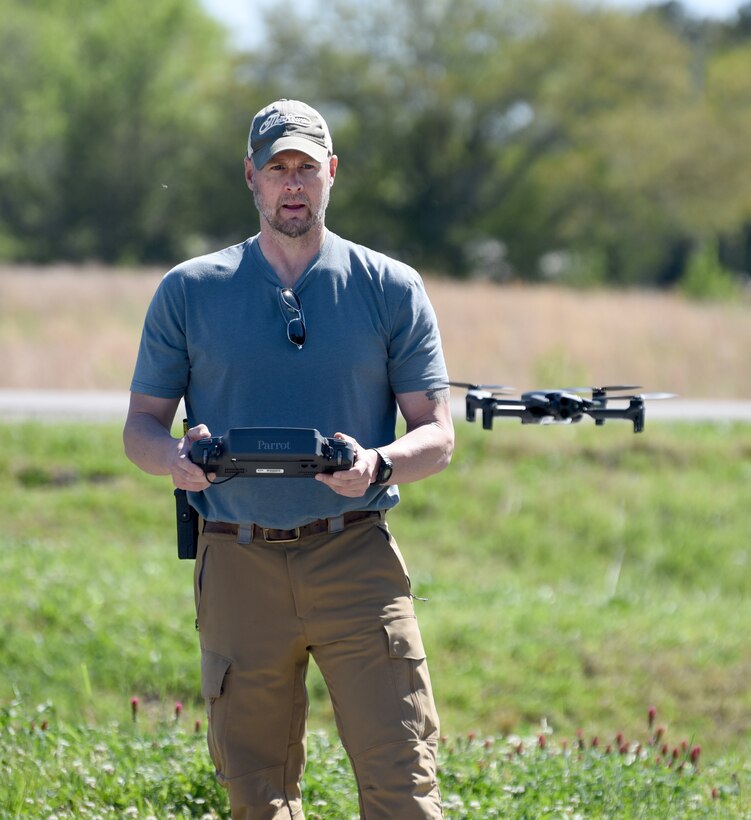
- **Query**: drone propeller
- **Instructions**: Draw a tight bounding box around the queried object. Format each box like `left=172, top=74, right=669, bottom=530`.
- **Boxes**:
left=565, top=385, right=642, bottom=394
left=612, top=392, right=677, bottom=401
left=448, top=381, right=512, bottom=390
left=448, top=381, right=515, bottom=394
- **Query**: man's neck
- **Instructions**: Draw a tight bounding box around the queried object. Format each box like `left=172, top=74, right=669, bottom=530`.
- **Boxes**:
left=258, top=226, right=327, bottom=288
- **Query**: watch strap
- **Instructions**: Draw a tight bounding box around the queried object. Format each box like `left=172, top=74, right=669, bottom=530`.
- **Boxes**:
left=372, top=447, right=393, bottom=485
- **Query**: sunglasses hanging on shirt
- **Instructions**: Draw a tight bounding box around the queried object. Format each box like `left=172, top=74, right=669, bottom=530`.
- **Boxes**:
left=278, top=287, right=306, bottom=349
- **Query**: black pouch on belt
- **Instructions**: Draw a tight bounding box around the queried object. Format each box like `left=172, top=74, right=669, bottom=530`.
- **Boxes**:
left=175, top=488, right=199, bottom=560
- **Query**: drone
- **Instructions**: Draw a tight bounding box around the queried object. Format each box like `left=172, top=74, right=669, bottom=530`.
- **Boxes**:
left=448, top=382, right=676, bottom=433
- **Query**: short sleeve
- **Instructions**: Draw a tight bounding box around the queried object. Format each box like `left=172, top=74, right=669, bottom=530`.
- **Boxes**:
left=130, top=272, right=190, bottom=399
left=387, top=279, right=448, bottom=395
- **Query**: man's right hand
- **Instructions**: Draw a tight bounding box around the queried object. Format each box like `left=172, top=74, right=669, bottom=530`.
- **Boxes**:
left=171, top=424, right=215, bottom=491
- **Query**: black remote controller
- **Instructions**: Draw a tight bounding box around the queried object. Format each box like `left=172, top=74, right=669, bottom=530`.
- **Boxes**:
left=190, top=427, right=355, bottom=478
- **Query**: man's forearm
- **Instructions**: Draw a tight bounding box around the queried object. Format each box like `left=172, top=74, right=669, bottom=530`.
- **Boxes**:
left=123, top=411, right=180, bottom=476
left=380, top=418, right=454, bottom=486
left=378, top=387, right=454, bottom=486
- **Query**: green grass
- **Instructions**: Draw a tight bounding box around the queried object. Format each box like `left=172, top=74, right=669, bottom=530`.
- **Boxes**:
left=3, top=706, right=749, bottom=817
left=1, top=419, right=751, bottom=816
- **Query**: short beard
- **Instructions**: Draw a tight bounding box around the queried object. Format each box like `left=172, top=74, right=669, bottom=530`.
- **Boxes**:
left=254, top=186, right=329, bottom=239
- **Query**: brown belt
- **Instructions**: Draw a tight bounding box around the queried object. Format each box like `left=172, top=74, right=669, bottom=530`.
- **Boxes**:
left=203, top=509, right=382, bottom=543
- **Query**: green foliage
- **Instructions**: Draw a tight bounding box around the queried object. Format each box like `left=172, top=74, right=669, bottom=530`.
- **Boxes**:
left=680, top=239, right=743, bottom=300
left=249, top=0, right=751, bottom=284
left=0, top=0, right=237, bottom=264
left=2, top=708, right=750, bottom=817
left=2, top=0, right=751, bottom=284
left=0, top=701, right=224, bottom=817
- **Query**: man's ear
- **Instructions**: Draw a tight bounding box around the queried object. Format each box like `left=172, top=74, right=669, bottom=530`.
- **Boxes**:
left=328, top=154, right=338, bottom=186
left=244, top=155, right=255, bottom=190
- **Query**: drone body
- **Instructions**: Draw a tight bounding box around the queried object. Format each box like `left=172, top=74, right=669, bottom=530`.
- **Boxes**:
left=452, top=383, right=674, bottom=433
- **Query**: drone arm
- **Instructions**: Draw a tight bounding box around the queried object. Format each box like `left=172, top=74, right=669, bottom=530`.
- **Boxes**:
left=464, top=395, right=508, bottom=429
left=464, top=395, right=482, bottom=423
left=586, top=400, right=645, bottom=433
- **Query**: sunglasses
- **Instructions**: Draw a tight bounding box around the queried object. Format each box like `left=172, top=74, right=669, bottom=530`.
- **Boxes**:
left=278, top=287, right=306, bottom=349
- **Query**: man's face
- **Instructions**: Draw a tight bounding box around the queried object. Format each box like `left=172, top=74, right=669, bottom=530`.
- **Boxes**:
left=246, top=149, right=337, bottom=239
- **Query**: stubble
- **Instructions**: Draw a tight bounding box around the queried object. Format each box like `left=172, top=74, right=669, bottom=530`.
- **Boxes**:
left=254, top=185, right=330, bottom=239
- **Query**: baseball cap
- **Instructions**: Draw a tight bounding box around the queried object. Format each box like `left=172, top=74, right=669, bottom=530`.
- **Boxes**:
left=248, top=99, right=333, bottom=169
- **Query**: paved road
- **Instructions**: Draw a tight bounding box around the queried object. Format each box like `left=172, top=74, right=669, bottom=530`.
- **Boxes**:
left=0, top=390, right=185, bottom=422
left=1, top=390, right=750, bottom=424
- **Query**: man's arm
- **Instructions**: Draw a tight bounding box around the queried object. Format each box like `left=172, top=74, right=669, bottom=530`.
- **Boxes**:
left=123, top=392, right=212, bottom=491
left=378, top=385, right=455, bottom=484
left=315, top=386, right=454, bottom=497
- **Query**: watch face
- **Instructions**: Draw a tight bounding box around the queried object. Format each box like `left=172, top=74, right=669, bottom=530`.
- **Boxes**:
left=376, top=451, right=393, bottom=483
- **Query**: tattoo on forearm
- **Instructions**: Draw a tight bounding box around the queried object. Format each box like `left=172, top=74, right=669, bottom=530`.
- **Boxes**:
left=426, top=387, right=450, bottom=404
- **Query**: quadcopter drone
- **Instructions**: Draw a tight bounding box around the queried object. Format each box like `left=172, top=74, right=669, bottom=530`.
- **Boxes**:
left=449, top=383, right=676, bottom=433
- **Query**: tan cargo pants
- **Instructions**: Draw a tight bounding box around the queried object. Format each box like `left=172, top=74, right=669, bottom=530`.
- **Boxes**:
left=194, top=512, right=443, bottom=819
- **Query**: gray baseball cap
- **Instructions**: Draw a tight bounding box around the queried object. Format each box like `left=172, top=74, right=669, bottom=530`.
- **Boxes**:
left=248, top=99, right=333, bottom=169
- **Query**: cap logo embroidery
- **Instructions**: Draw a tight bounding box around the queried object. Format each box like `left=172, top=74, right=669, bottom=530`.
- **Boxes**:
left=258, top=112, right=314, bottom=135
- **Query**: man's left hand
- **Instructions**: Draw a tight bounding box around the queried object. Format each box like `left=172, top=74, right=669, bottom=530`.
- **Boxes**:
left=315, top=433, right=379, bottom=497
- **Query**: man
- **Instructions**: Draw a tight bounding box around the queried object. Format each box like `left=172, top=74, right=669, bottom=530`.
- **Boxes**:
left=123, top=98, right=454, bottom=819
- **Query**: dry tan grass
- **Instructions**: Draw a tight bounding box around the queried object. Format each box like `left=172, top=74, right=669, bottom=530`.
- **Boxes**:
left=0, top=265, right=162, bottom=391
left=1, top=265, right=749, bottom=397
left=428, top=277, right=751, bottom=398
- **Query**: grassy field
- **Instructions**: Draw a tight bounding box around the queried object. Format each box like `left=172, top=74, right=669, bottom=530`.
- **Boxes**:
left=1, top=420, right=750, bottom=816
left=4, top=715, right=746, bottom=817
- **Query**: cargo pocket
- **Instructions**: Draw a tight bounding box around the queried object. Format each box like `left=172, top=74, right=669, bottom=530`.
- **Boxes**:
left=383, top=617, right=437, bottom=740
left=201, top=649, right=232, bottom=780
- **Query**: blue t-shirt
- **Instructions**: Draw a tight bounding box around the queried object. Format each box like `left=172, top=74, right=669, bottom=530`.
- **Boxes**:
left=131, top=231, right=448, bottom=528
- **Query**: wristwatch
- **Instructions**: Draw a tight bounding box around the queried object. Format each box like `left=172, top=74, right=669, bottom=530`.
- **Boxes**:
left=371, top=448, right=393, bottom=485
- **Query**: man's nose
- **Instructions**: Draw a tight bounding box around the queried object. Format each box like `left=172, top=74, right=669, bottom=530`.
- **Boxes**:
left=284, top=170, right=304, bottom=190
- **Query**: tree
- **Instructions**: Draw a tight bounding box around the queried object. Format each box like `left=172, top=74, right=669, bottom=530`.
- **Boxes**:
left=518, top=5, right=700, bottom=282
left=0, top=0, right=237, bottom=263
left=0, top=3, right=75, bottom=259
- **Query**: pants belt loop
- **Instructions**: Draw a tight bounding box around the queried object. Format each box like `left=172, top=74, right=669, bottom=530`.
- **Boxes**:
left=237, top=523, right=253, bottom=545
left=327, top=514, right=345, bottom=533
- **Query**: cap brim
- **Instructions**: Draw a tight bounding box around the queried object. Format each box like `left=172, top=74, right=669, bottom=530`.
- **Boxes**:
left=252, top=136, right=330, bottom=169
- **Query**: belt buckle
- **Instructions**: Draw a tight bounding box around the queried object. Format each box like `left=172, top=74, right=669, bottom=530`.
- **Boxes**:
left=262, top=527, right=301, bottom=543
